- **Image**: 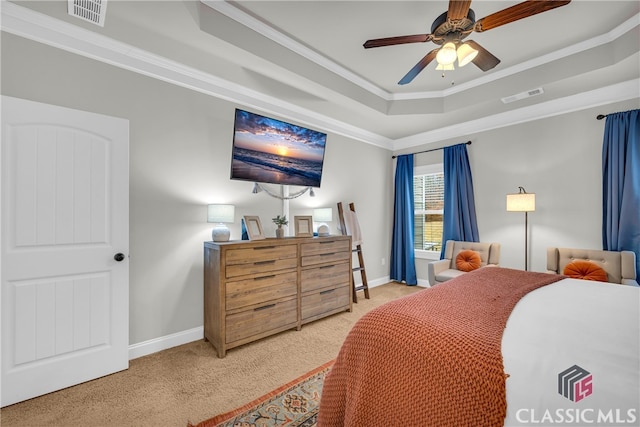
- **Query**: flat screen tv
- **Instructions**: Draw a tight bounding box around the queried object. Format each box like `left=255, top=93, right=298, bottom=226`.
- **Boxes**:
left=230, top=109, right=327, bottom=187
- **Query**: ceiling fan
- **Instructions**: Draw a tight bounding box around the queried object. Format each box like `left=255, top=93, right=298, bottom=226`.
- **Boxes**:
left=363, top=0, right=571, bottom=85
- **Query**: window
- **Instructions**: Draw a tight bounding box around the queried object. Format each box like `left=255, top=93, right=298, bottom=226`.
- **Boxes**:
left=414, top=164, right=444, bottom=254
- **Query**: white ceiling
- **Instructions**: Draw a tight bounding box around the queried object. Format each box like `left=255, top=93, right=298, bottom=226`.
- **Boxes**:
left=4, top=1, right=640, bottom=150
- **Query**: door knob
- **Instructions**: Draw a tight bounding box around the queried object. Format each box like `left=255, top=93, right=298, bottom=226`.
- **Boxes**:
left=114, top=253, right=125, bottom=262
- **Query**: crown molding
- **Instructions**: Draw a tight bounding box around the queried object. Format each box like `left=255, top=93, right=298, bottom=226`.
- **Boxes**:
left=200, top=0, right=390, bottom=100
left=1, top=2, right=637, bottom=153
left=0, top=1, right=392, bottom=149
left=202, top=1, right=639, bottom=102
left=392, top=79, right=640, bottom=151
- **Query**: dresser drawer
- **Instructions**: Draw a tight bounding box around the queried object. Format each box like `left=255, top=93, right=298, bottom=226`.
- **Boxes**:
left=302, top=251, right=349, bottom=267
left=301, top=239, right=350, bottom=257
left=301, top=239, right=350, bottom=267
left=301, top=263, right=350, bottom=293
left=226, top=258, right=297, bottom=279
left=226, top=271, right=297, bottom=311
left=301, top=286, right=350, bottom=321
left=226, top=244, right=297, bottom=265
left=226, top=297, right=297, bottom=344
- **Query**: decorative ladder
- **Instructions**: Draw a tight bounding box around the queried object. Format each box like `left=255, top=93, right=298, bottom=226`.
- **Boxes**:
left=337, top=202, right=370, bottom=303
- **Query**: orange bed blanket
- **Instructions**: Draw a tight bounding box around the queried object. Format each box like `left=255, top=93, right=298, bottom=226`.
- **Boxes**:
left=317, top=267, right=564, bottom=427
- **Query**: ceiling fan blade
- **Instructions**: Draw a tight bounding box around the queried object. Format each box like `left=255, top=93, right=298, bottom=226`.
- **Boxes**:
left=474, top=0, right=571, bottom=32
left=398, top=49, right=439, bottom=85
left=363, top=34, right=433, bottom=49
left=465, top=40, right=500, bottom=71
left=447, top=0, right=472, bottom=21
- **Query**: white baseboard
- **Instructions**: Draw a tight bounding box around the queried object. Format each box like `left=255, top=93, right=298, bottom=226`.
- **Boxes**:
left=128, top=326, right=203, bottom=360
left=366, top=275, right=431, bottom=288
left=364, top=276, right=390, bottom=288
left=127, top=275, right=417, bottom=360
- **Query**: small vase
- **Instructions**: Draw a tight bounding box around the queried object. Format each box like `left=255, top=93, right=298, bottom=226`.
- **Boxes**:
left=275, top=228, right=284, bottom=238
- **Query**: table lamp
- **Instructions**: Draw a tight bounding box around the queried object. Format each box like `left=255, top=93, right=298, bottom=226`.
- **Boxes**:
left=208, top=204, right=235, bottom=242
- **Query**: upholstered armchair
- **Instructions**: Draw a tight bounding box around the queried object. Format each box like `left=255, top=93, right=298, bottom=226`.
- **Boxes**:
left=427, top=240, right=501, bottom=286
left=546, top=247, right=639, bottom=286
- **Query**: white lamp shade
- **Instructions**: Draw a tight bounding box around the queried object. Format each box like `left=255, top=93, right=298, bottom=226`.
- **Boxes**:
left=313, top=207, right=333, bottom=222
left=436, top=42, right=457, bottom=65
left=207, top=204, right=235, bottom=223
left=457, top=43, right=478, bottom=67
left=506, top=193, right=536, bottom=212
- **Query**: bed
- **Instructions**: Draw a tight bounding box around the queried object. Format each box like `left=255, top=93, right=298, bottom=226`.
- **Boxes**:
left=317, top=267, right=639, bottom=427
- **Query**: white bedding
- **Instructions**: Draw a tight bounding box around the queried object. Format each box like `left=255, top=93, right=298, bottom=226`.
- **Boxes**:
left=503, top=278, right=640, bottom=426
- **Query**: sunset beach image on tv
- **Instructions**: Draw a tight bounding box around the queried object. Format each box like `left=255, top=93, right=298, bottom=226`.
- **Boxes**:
left=230, top=109, right=327, bottom=187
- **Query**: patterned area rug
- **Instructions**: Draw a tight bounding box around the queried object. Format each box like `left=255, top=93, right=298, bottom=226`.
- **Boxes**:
left=188, top=360, right=334, bottom=427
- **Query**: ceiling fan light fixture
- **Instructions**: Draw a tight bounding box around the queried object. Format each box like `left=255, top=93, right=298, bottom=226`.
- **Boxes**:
left=436, top=42, right=457, bottom=66
left=435, top=62, right=455, bottom=71
left=457, top=43, right=478, bottom=67
left=363, top=0, right=572, bottom=84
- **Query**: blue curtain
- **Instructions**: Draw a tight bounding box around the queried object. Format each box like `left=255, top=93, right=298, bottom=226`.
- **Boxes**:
left=602, top=109, right=640, bottom=279
left=390, top=154, right=417, bottom=285
left=441, top=143, right=479, bottom=258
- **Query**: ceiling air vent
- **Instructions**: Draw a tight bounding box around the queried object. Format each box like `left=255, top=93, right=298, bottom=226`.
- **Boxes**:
left=68, top=0, right=107, bottom=27
left=501, top=87, right=544, bottom=104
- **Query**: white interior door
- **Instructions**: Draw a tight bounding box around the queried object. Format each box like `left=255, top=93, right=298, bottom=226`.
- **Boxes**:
left=1, top=96, right=129, bottom=407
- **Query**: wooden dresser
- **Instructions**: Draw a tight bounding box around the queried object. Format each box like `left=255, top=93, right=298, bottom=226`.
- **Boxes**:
left=204, top=235, right=352, bottom=358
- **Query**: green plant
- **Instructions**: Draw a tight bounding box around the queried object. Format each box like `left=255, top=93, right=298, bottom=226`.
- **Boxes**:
left=272, top=215, right=288, bottom=228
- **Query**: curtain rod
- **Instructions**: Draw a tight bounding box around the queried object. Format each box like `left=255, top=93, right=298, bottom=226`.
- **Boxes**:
left=391, top=141, right=471, bottom=159
left=597, top=111, right=622, bottom=120
left=598, top=108, right=640, bottom=120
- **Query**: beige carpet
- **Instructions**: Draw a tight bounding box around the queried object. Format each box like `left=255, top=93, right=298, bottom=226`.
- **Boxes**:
left=0, top=282, right=423, bottom=427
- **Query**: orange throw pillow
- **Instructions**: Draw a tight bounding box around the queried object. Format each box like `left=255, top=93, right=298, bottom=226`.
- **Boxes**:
left=563, top=260, right=609, bottom=282
left=456, top=250, right=482, bottom=272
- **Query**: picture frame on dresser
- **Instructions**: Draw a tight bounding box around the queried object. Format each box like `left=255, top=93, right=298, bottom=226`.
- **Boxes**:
left=243, top=215, right=265, bottom=240
left=294, top=216, right=313, bottom=237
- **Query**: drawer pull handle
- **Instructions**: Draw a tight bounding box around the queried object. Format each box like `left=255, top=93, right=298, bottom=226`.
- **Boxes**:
left=319, top=241, right=334, bottom=244
left=254, top=260, right=276, bottom=265
left=320, top=289, right=335, bottom=295
left=320, top=253, right=335, bottom=256
left=254, top=275, right=276, bottom=280
left=254, top=246, right=276, bottom=250
left=320, top=265, right=335, bottom=269
left=254, top=304, right=276, bottom=311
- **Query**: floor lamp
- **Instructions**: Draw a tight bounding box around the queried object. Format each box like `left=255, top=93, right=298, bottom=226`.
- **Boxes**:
left=506, top=187, right=536, bottom=271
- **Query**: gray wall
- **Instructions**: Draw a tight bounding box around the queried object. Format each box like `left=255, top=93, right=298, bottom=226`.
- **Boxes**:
left=3, top=32, right=639, bottom=346
left=1, top=34, right=392, bottom=345
left=401, top=98, right=640, bottom=280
